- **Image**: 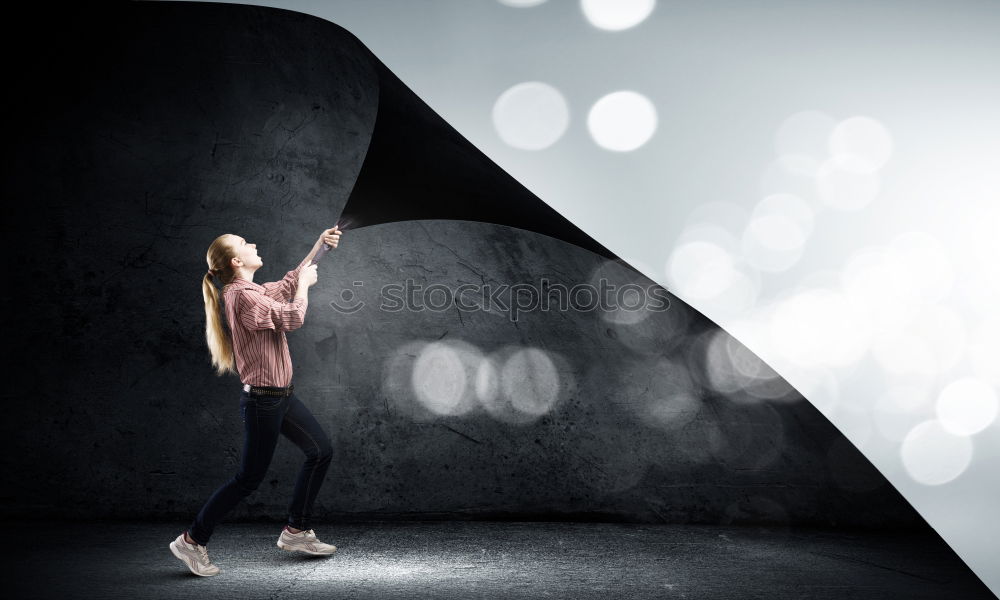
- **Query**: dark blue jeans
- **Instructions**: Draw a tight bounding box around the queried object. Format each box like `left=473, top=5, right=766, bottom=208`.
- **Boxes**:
left=188, top=390, right=333, bottom=546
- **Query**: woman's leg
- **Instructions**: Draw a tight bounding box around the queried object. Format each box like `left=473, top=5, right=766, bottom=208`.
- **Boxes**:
left=280, top=393, right=334, bottom=531
left=188, top=393, right=286, bottom=545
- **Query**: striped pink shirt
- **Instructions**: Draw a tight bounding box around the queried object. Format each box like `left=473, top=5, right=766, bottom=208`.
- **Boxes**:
left=222, top=264, right=307, bottom=387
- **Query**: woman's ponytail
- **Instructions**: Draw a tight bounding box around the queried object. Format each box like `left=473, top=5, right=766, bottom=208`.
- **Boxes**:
left=204, top=235, right=239, bottom=376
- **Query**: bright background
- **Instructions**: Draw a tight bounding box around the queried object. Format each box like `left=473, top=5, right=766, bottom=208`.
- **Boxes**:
left=185, top=0, right=1000, bottom=592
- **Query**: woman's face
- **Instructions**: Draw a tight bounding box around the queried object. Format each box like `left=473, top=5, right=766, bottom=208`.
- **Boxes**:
left=231, top=235, right=263, bottom=270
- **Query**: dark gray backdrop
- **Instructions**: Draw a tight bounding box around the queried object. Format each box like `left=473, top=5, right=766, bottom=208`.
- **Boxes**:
left=1, top=1, right=922, bottom=530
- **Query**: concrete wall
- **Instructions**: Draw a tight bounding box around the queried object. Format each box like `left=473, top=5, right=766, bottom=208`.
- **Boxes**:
left=0, top=1, right=923, bottom=529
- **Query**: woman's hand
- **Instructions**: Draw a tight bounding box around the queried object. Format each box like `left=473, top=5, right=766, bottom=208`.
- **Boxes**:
left=319, top=226, right=341, bottom=249
left=301, top=226, right=341, bottom=269
left=298, top=263, right=319, bottom=288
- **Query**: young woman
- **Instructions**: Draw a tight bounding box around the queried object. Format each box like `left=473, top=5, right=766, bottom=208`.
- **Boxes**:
left=170, top=227, right=342, bottom=577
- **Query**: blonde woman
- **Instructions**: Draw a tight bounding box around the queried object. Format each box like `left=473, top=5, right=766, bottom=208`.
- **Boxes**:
left=170, top=227, right=342, bottom=576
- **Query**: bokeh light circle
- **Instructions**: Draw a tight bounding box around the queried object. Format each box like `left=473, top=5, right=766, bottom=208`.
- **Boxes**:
left=412, top=341, right=478, bottom=416
left=741, top=193, right=813, bottom=272
left=702, top=330, right=793, bottom=401
left=900, top=420, right=973, bottom=485
left=770, top=288, right=871, bottom=368
left=936, top=377, right=998, bottom=436
left=829, top=116, right=893, bottom=173
left=500, top=347, right=561, bottom=416
left=587, top=91, right=657, bottom=151
left=884, top=231, right=955, bottom=306
left=493, top=81, right=569, bottom=150
left=779, top=365, right=840, bottom=414
left=667, top=241, right=736, bottom=300
left=587, top=259, right=654, bottom=326
left=580, top=0, right=655, bottom=31
left=841, top=247, right=920, bottom=335
left=382, top=341, right=431, bottom=418
left=475, top=357, right=500, bottom=404
left=748, top=194, right=813, bottom=247
left=775, top=110, right=837, bottom=159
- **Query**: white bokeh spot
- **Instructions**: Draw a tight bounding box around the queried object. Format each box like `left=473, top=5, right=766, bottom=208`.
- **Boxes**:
left=775, top=110, right=837, bottom=159
left=901, top=420, right=973, bottom=485
left=667, top=241, right=737, bottom=300
left=581, top=0, right=655, bottom=31
left=493, top=81, right=569, bottom=150
left=742, top=194, right=813, bottom=272
left=770, top=288, right=871, bottom=369
left=884, top=231, right=955, bottom=307
left=587, top=91, right=657, bottom=152
left=411, top=342, right=471, bottom=416
left=829, top=116, right=893, bottom=173
left=500, top=348, right=561, bottom=416
left=936, top=377, right=999, bottom=436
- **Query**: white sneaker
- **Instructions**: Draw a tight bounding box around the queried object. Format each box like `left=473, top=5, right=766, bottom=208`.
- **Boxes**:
left=277, top=527, right=337, bottom=555
left=169, top=532, right=221, bottom=576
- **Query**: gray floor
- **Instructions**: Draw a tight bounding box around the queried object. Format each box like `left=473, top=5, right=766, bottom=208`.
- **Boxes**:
left=2, top=520, right=994, bottom=599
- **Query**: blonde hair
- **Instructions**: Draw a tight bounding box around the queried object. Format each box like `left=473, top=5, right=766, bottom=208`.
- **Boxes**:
left=203, top=234, right=240, bottom=376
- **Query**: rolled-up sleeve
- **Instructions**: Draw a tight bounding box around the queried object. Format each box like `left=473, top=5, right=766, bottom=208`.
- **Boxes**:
left=262, top=264, right=304, bottom=301
left=237, top=288, right=308, bottom=332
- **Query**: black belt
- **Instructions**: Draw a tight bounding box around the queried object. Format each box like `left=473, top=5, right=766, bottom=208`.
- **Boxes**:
left=242, top=383, right=294, bottom=397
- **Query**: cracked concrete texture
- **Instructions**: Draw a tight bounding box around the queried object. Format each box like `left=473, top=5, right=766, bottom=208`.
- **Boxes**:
left=2, top=521, right=992, bottom=600
left=2, top=2, right=923, bottom=531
